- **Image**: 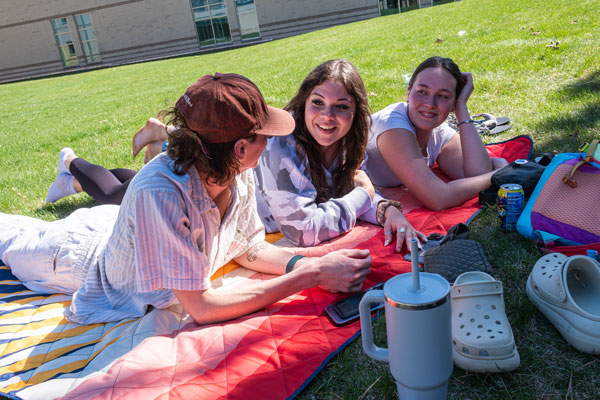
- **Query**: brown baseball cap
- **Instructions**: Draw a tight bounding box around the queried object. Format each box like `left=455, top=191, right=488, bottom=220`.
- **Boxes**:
left=175, top=73, right=295, bottom=143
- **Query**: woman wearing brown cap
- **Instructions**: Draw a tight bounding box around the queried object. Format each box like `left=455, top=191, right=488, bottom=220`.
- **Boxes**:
left=0, top=73, right=371, bottom=325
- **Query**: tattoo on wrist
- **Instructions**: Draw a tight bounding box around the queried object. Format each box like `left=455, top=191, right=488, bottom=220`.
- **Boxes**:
left=246, top=242, right=268, bottom=262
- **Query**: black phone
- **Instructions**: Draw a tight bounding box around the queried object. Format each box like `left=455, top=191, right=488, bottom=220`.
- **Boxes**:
left=325, top=282, right=385, bottom=326
left=403, top=233, right=446, bottom=264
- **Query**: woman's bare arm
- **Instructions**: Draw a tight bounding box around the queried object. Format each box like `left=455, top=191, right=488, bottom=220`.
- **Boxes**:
left=377, top=128, right=494, bottom=210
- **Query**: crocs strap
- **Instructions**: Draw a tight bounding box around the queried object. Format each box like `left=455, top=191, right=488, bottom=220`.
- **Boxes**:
left=451, top=280, right=503, bottom=299
left=530, top=253, right=568, bottom=304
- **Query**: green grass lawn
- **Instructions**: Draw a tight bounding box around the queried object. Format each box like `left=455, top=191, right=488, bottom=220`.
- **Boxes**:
left=0, top=0, right=599, bottom=398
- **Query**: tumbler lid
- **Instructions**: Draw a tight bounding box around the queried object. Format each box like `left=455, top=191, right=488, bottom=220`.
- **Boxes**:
left=384, top=273, right=450, bottom=310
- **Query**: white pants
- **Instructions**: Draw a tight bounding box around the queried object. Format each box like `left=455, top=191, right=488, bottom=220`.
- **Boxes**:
left=0, top=205, right=119, bottom=294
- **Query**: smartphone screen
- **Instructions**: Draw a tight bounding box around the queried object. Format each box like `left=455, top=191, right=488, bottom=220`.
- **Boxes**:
left=333, top=291, right=368, bottom=319
left=325, top=282, right=385, bottom=325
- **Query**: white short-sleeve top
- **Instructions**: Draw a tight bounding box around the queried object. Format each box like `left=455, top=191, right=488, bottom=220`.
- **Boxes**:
left=366, top=102, right=456, bottom=187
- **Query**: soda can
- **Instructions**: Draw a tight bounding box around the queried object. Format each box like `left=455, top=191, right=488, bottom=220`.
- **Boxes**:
left=497, top=184, right=525, bottom=231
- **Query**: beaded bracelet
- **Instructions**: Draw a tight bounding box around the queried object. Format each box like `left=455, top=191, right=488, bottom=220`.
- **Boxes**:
left=457, top=119, right=475, bottom=127
left=376, top=200, right=403, bottom=226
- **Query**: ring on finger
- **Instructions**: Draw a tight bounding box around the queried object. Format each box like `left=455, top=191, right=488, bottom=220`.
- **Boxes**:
left=385, top=231, right=392, bottom=234
left=399, top=228, right=406, bottom=233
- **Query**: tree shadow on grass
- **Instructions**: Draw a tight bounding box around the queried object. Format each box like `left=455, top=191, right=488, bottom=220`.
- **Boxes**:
left=535, top=69, right=600, bottom=152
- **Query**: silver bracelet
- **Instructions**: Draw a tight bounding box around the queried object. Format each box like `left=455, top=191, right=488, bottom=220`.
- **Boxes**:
left=457, top=119, right=475, bottom=127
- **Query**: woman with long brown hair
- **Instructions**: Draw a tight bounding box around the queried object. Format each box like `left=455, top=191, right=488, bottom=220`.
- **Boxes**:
left=254, top=59, right=425, bottom=249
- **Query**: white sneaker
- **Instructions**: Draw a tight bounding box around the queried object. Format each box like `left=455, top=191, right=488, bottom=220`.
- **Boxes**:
left=46, top=173, right=76, bottom=203
left=58, top=147, right=75, bottom=175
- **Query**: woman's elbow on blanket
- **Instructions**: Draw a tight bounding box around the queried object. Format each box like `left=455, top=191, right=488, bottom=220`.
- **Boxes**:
left=279, top=224, right=315, bottom=247
left=279, top=221, right=341, bottom=247
left=423, top=187, right=473, bottom=211
left=424, top=198, right=447, bottom=211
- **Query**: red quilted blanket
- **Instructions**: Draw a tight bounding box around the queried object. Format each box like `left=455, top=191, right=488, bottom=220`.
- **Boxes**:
left=0, top=136, right=532, bottom=400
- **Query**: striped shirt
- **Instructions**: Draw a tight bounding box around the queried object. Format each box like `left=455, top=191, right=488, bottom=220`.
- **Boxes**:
left=69, top=153, right=265, bottom=324
left=254, top=134, right=382, bottom=247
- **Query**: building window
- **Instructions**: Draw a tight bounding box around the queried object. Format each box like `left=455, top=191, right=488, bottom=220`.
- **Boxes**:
left=379, top=0, right=399, bottom=16
left=191, top=0, right=232, bottom=46
left=400, top=0, right=420, bottom=12
left=75, top=14, right=101, bottom=63
left=235, top=0, right=260, bottom=40
left=51, top=18, right=78, bottom=67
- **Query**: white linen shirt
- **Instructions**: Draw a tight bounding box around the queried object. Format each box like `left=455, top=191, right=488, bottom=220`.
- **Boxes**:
left=70, top=153, right=265, bottom=324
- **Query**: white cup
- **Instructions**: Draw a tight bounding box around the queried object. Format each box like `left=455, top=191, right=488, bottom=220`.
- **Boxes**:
left=360, top=272, right=452, bottom=399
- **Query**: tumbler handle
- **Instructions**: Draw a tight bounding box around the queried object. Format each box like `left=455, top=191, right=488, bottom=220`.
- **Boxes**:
left=359, top=290, right=389, bottom=362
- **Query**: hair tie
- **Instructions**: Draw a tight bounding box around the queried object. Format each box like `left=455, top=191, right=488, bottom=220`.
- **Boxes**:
left=286, top=255, right=305, bottom=273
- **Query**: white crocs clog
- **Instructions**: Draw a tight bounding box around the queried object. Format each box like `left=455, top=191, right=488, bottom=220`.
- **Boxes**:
left=451, top=271, right=520, bottom=373
left=526, top=253, right=600, bottom=354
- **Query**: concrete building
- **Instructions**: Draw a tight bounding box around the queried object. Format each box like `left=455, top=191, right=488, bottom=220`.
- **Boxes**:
left=0, top=0, right=446, bottom=83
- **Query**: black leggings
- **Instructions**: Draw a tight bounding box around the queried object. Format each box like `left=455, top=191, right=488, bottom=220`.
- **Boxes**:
left=70, top=158, right=137, bottom=205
